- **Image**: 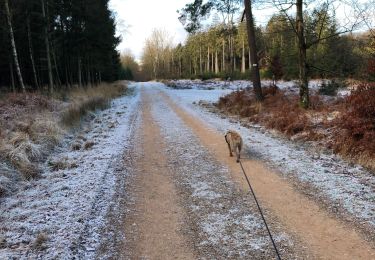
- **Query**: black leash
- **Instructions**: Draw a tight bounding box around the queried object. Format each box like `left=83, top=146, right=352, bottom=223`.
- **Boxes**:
left=238, top=159, right=282, bottom=260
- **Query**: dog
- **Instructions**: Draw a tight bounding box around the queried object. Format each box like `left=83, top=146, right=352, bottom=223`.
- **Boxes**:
left=224, top=130, right=243, bottom=163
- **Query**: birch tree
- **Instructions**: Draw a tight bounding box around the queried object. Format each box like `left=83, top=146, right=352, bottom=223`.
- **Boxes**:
left=4, top=0, right=26, bottom=92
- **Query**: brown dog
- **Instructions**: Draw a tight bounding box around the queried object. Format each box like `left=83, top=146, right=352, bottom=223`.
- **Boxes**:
left=224, top=130, right=243, bottom=163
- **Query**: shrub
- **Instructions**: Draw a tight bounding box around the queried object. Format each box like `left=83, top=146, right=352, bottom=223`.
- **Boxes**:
left=367, top=57, right=375, bottom=81
left=333, top=83, right=375, bottom=169
left=217, top=89, right=254, bottom=116
left=217, top=87, right=313, bottom=136
left=318, top=79, right=346, bottom=96
left=199, top=72, right=217, bottom=81
left=259, top=68, right=273, bottom=79
left=260, top=92, right=311, bottom=135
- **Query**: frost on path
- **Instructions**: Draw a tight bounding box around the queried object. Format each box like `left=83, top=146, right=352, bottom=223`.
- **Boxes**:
left=0, top=88, right=140, bottom=259
left=161, top=83, right=375, bottom=230
left=150, top=89, right=296, bottom=259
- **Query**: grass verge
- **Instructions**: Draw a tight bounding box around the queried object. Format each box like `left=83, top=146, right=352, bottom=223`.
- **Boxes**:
left=0, top=82, right=128, bottom=196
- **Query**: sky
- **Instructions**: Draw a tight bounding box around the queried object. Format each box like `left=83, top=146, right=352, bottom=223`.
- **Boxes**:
left=108, top=0, right=277, bottom=61
left=109, top=0, right=190, bottom=61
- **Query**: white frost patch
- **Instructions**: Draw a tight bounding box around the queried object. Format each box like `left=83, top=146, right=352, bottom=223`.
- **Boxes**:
left=159, top=82, right=375, bottom=228
left=0, top=87, right=140, bottom=259
left=190, top=181, right=222, bottom=200
left=167, top=79, right=330, bottom=91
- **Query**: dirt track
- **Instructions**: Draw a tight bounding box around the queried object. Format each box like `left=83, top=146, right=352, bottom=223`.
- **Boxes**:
left=122, top=89, right=195, bottom=259
left=120, top=83, right=375, bottom=259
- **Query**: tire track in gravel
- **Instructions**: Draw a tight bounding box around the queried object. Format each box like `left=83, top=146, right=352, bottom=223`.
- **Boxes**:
left=159, top=90, right=375, bottom=260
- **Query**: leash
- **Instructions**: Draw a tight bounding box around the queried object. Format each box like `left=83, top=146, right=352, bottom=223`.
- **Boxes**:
left=238, top=159, right=282, bottom=260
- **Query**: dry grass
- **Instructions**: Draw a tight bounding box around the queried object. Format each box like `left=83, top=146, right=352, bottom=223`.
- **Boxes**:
left=61, top=97, right=109, bottom=127
left=71, top=142, right=82, bottom=151
left=83, top=141, right=95, bottom=150
left=31, top=232, right=48, bottom=250
left=0, top=82, right=128, bottom=197
left=60, top=83, right=127, bottom=127
left=48, top=157, right=78, bottom=171
left=0, top=236, right=6, bottom=249
left=217, top=86, right=320, bottom=136
left=332, top=83, right=375, bottom=170
left=216, top=83, right=375, bottom=172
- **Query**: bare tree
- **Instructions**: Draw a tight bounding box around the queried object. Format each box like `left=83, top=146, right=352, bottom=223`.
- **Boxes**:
left=141, top=29, right=174, bottom=79
left=4, top=0, right=26, bottom=92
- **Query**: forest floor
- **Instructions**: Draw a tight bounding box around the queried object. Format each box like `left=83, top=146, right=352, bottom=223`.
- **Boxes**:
left=0, top=81, right=374, bottom=259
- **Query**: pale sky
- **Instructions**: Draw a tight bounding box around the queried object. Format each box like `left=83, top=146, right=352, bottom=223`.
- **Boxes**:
left=109, top=0, right=190, bottom=61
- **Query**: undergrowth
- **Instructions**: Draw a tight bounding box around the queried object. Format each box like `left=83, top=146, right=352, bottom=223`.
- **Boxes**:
left=0, top=82, right=127, bottom=197
left=217, top=85, right=321, bottom=136
left=216, top=83, right=375, bottom=172
left=61, top=83, right=127, bottom=127
left=332, top=83, right=375, bottom=170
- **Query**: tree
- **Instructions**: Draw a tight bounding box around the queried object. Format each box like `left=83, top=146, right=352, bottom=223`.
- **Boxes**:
left=4, top=0, right=26, bottom=92
left=120, top=49, right=141, bottom=80
left=273, top=0, right=368, bottom=108
left=244, top=0, right=263, bottom=100
left=178, top=0, right=214, bottom=34
left=41, top=0, right=54, bottom=93
left=141, top=29, right=173, bottom=79
left=296, top=0, right=309, bottom=108
left=178, top=0, right=264, bottom=100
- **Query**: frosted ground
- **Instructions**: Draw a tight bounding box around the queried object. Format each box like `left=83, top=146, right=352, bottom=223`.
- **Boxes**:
left=0, top=88, right=141, bottom=259
left=161, top=80, right=375, bottom=231
left=150, top=89, right=297, bottom=258
left=0, top=80, right=373, bottom=259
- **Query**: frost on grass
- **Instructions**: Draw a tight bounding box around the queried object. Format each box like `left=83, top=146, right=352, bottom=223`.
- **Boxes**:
left=161, top=81, right=375, bottom=229
left=150, top=88, right=294, bottom=259
left=0, top=88, right=140, bottom=259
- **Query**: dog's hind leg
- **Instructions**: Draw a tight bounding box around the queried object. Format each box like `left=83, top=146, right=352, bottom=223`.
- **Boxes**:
left=225, top=134, right=233, bottom=157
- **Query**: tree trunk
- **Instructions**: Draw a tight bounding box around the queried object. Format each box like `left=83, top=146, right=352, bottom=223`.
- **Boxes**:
left=41, top=0, right=54, bottom=93
left=52, top=46, right=62, bottom=88
left=230, top=35, right=234, bottom=73
left=207, top=46, right=210, bottom=72
left=5, top=0, right=26, bottom=92
left=296, top=0, right=309, bottom=108
left=244, top=0, right=263, bottom=101
left=199, top=46, right=202, bottom=74
left=242, top=39, right=246, bottom=73
left=9, top=60, right=15, bottom=92
left=65, top=64, right=70, bottom=88
left=87, top=62, right=92, bottom=87
left=180, top=57, right=182, bottom=77
left=78, top=56, right=82, bottom=87
left=248, top=48, right=251, bottom=70
left=215, top=49, right=219, bottom=74
left=222, top=39, right=225, bottom=72
left=27, top=15, right=39, bottom=89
